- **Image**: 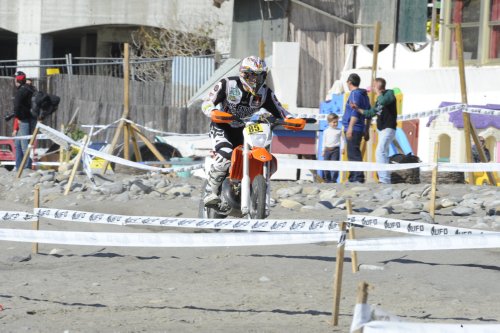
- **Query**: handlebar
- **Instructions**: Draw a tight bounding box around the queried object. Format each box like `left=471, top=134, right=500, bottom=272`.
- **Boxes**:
left=211, top=110, right=315, bottom=131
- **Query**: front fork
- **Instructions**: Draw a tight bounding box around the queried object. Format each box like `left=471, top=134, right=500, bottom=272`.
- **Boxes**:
left=264, top=161, right=271, bottom=217
left=241, top=141, right=250, bottom=215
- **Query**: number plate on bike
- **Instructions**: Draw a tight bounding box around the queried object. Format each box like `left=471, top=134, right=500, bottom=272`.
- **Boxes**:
left=246, top=124, right=263, bottom=134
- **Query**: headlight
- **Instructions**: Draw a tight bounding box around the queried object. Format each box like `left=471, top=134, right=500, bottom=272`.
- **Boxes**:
left=249, top=133, right=268, bottom=147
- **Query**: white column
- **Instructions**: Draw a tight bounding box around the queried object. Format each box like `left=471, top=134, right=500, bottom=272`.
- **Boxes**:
left=16, top=0, right=42, bottom=78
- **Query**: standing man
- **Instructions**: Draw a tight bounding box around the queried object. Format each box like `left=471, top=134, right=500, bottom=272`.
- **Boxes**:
left=351, top=77, right=397, bottom=184
left=13, top=71, right=36, bottom=170
left=342, top=73, right=370, bottom=183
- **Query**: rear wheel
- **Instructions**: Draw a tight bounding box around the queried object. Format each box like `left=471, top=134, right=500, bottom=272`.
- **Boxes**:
left=249, top=175, right=267, bottom=219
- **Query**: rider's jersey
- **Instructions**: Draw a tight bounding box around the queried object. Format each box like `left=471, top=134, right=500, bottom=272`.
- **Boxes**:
left=202, top=76, right=290, bottom=122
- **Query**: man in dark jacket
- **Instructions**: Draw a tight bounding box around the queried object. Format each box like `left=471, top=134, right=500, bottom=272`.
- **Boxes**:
left=13, top=71, right=36, bottom=170
left=351, top=77, right=397, bottom=183
left=342, top=73, right=370, bottom=183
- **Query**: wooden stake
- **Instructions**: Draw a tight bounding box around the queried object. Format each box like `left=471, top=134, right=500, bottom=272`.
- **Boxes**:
left=16, top=125, right=40, bottom=178
left=332, top=221, right=347, bottom=326
left=364, top=21, right=381, bottom=182
left=130, top=125, right=142, bottom=162
left=123, top=122, right=130, bottom=161
left=64, top=135, right=89, bottom=195
left=130, top=123, right=168, bottom=164
left=346, top=199, right=358, bottom=273
left=32, top=185, right=40, bottom=254
left=455, top=24, right=474, bottom=184
left=101, top=43, right=131, bottom=174
left=429, top=142, right=439, bottom=221
left=352, top=281, right=370, bottom=333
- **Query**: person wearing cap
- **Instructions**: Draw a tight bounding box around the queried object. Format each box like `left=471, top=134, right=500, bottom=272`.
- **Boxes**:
left=472, top=136, right=491, bottom=163
left=342, top=73, right=370, bottom=183
left=13, top=71, right=36, bottom=170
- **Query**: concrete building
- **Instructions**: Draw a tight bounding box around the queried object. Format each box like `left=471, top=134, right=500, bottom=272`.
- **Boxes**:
left=0, top=0, right=234, bottom=77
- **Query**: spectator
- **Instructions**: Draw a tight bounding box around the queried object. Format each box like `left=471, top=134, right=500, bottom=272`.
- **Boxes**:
left=342, top=73, right=370, bottom=183
left=13, top=71, right=36, bottom=170
left=472, top=136, right=491, bottom=162
left=351, top=77, right=397, bottom=184
left=322, top=113, right=342, bottom=183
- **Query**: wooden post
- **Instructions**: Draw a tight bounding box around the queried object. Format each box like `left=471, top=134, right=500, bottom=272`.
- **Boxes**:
left=64, top=135, right=89, bottom=195
left=101, top=42, right=131, bottom=174
left=364, top=21, right=381, bottom=182
left=346, top=199, right=359, bottom=273
left=352, top=282, right=370, bottom=333
left=123, top=122, right=130, bottom=161
left=332, top=221, right=347, bottom=326
left=129, top=123, right=168, bottom=164
left=130, top=125, right=142, bottom=162
left=32, top=185, right=40, bottom=254
left=16, top=125, right=40, bottom=178
left=59, top=124, right=65, bottom=165
left=455, top=24, right=474, bottom=184
left=429, top=142, right=439, bottom=221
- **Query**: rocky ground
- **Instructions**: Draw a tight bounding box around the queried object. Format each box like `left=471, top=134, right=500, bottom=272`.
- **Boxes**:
left=0, top=167, right=499, bottom=332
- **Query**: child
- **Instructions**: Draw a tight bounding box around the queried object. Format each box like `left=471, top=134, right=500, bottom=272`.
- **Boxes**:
left=322, top=113, right=342, bottom=183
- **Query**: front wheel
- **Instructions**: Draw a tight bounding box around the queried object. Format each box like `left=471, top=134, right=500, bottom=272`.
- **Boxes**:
left=249, top=175, right=267, bottom=219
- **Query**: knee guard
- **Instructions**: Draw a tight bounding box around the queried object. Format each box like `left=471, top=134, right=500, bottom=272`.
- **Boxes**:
left=207, top=154, right=231, bottom=194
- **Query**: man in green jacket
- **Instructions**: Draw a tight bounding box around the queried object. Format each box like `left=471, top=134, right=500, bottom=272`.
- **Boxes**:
left=350, top=77, right=397, bottom=184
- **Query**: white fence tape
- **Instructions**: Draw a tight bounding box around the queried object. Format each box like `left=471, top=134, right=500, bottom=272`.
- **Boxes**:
left=37, top=123, right=204, bottom=174
left=351, top=303, right=500, bottom=333
left=0, top=228, right=340, bottom=247
left=345, top=234, right=500, bottom=252
left=277, top=158, right=500, bottom=172
left=347, top=215, right=496, bottom=236
left=0, top=134, right=49, bottom=140
left=0, top=211, right=37, bottom=222
left=35, top=208, right=341, bottom=233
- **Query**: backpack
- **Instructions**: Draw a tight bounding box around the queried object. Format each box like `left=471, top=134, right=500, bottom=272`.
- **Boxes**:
left=31, top=91, right=60, bottom=120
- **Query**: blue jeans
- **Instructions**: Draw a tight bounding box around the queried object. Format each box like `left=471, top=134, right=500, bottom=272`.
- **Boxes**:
left=345, top=130, right=364, bottom=183
left=15, top=119, right=36, bottom=170
left=323, top=147, right=340, bottom=182
left=376, top=128, right=396, bottom=183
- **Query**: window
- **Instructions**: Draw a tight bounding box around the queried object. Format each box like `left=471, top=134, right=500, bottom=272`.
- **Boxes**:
left=443, top=0, right=500, bottom=65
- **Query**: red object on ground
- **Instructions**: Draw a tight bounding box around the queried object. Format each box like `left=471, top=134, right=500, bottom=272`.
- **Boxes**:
left=0, top=139, right=16, bottom=162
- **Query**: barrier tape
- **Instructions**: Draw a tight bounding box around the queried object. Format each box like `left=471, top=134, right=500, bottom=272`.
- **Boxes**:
left=0, top=211, right=37, bottom=222
left=34, top=208, right=341, bottom=233
left=276, top=158, right=432, bottom=172
left=345, top=233, right=500, bottom=251
left=37, top=123, right=204, bottom=174
left=0, top=228, right=341, bottom=247
left=277, top=158, right=500, bottom=172
left=0, top=134, right=48, bottom=140
left=347, top=215, right=496, bottom=236
left=351, top=303, right=500, bottom=333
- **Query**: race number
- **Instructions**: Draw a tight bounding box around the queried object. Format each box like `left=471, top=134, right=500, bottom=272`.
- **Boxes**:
left=246, top=124, right=263, bottom=134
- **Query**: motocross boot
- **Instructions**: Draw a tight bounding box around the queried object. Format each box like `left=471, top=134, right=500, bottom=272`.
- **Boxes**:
left=204, top=161, right=229, bottom=207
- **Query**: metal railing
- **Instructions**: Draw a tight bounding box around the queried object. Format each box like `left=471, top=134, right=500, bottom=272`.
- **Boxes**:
left=0, top=53, right=229, bottom=80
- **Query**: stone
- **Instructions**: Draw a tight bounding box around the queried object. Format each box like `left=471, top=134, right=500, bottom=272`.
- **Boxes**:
left=302, top=186, right=320, bottom=196
left=419, top=211, right=435, bottom=224
left=330, top=197, right=346, bottom=208
left=167, top=185, right=192, bottom=197
left=280, top=199, right=303, bottom=210
left=441, top=198, right=458, bottom=208
left=370, top=207, right=390, bottom=217
left=486, top=205, right=500, bottom=216
left=315, top=201, right=334, bottom=210
left=300, top=205, right=316, bottom=212
left=39, top=173, right=55, bottom=182
left=451, top=206, right=474, bottom=216
left=353, top=207, right=373, bottom=213
left=460, top=198, right=484, bottom=209
left=276, top=186, right=302, bottom=198
left=319, top=189, right=337, bottom=200
left=100, top=182, right=125, bottom=195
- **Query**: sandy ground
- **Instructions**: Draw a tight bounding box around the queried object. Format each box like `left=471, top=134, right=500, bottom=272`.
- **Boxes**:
left=0, top=175, right=499, bottom=332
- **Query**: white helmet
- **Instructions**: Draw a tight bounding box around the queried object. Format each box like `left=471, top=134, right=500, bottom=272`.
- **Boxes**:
left=239, top=56, right=267, bottom=95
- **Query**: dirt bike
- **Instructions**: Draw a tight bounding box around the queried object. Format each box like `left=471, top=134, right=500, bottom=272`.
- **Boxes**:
left=199, top=110, right=310, bottom=220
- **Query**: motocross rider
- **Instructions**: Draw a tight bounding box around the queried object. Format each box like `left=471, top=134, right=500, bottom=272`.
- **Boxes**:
left=201, top=55, right=291, bottom=207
